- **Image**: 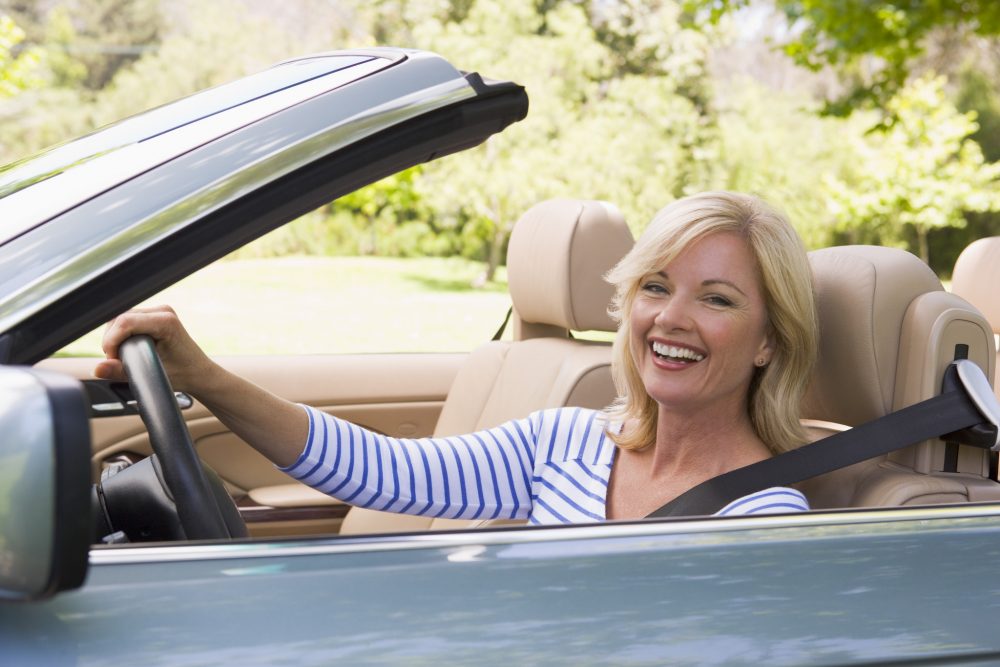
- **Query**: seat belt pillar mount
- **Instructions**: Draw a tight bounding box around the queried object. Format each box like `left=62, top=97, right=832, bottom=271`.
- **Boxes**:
left=946, top=360, right=1000, bottom=452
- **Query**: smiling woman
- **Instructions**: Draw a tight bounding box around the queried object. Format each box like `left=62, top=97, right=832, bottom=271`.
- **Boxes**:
left=606, top=192, right=818, bottom=456
left=626, top=233, right=773, bottom=422
left=96, top=191, right=816, bottom=526
left=602, top=191, right=818, bottom=519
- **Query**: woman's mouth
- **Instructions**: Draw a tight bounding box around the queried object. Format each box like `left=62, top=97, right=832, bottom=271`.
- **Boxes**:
left=651, top=341, right=705, bottom=363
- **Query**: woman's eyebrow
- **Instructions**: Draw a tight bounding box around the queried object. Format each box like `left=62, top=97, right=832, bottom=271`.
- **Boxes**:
left=656, top=271, right=748, bottom=297
left=702, top=278, right=747, bottom=296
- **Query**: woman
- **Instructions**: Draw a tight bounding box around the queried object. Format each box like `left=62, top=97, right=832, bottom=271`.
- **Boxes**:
left=96, top=191, right=818, bottom=524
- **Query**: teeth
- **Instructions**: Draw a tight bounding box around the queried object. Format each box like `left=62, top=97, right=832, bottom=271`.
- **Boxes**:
left=652, top=341, right=704, bottom=362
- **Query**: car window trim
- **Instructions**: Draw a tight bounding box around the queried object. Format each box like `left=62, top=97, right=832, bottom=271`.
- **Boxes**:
left=3, top=77, right=528, bottom=364
left=88, top=501, right=1000, bottom=565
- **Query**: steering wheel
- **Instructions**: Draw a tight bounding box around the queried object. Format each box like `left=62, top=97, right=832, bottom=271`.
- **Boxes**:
left=120, top=335, right=241, bottom=540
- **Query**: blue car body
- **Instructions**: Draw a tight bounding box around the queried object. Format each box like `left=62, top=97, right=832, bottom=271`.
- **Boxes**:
left=4, top=508, right=1000, bottom=664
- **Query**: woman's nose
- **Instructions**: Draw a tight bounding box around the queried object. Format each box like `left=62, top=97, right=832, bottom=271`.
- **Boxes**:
left=653, top=296, right=693, bottom=330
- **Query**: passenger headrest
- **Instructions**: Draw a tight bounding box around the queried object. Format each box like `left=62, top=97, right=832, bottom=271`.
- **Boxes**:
left=952, top=237, right=1000, bottom=334
left=802, top=246, right=944, bottom=426
left=507, top=199, right=634, bottom=333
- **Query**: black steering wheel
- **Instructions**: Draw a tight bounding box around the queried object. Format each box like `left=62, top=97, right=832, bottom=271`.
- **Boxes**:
left=120, top=335, right=243, bottom=540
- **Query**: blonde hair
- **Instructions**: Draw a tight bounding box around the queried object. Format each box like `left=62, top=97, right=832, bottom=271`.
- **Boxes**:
left=605, top=191, right=818, bottom=454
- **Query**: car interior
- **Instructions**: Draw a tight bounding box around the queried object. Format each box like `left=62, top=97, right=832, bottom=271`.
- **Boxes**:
left=798, top=244, right=1000, bottom=507
left=38, top=200, right=1000, bottom=542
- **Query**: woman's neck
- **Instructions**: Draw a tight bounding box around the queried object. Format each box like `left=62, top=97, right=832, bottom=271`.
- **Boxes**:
left=606, top=407, right=772, bottom=520
left=643, top=403, right=770, bottom=480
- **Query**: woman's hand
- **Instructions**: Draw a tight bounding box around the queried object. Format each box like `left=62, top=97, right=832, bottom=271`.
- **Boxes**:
left=94, top=304, right=308, bottom=468
left=94, top=305, right=216, bottom=395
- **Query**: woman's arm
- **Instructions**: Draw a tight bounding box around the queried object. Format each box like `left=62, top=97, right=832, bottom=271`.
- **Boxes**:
left=95, top=305, right=307, bottom=468
left=286, top=405, right=537, bottom=521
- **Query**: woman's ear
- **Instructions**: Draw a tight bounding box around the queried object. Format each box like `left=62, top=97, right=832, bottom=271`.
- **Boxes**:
left=757, top=325, right=776, bottom=366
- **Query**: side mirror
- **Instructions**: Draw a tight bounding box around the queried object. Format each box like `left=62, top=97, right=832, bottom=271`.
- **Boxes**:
left=0, top=367, right=90, bottom=601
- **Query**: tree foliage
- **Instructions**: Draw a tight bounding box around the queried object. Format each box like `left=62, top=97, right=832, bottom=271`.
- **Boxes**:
left=690, top=0, right=1000, bottom=113
left=956, top=65, right=1000, bottom=163
left=0, top=0, right=163, bottom=90
left=714, top=76, right=859, bottom=248
left=376, top=0, right=721, bottom=278
left=823, top=75, right=1000, bottom=263
left=0, top=14, right=42, bottom=97
left=2, top=0, right=999, bottom=276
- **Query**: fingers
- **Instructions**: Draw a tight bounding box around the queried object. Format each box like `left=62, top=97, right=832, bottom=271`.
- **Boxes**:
left=101, top=305, right=182, bottom=360
left=97, top=305, right=209, bottom=391
left=93, top=358, right=126, bottom=382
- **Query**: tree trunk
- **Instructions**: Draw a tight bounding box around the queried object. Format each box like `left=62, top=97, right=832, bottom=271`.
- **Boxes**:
left=483, top=194, right=504, bottom=283
left=916, top=225, right=929, bottom=264
left=485, top=226, right=505, bottom=283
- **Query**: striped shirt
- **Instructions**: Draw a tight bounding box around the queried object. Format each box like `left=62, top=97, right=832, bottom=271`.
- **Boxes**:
left=280, top=406, right=809, bottom=525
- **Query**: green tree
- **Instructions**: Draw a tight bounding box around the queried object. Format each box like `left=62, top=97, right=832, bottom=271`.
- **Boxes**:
left=714, top=76, right=861, bottom=249
left=689, top=0, right=1000, bottom=113
left=823, top=75, right=1000, bottom=264
left=0, top=13, right=49, bottom=161
left=0, top=0, right=163, bottom=90
left=333, top=167, right=435, bottom=257
left=0, top=14, right=42, bottom=97
left=0, top=0, right=353, bottom=165
left=377, top=0, right=720, bottom=280
left=956, top=66, right=1000, bottom=163
left=90, top=1, right=341, bottom=124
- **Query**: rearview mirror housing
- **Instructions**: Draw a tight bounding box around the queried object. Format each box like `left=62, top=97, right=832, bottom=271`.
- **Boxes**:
left=0, top=367, right=90, bottom=601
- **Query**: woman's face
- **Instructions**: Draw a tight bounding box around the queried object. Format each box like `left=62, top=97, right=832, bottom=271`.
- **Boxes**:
left=628, top=231, right=773, bottom=417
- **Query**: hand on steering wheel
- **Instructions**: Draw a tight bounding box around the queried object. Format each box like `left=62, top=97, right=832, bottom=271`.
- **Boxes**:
left=120, top=335, right=243, bottom=540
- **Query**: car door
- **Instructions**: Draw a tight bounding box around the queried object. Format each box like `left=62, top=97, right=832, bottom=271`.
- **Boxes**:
left=40, top=351, right=467, bottom=536
left=5, top=506, right=1000, bottom=665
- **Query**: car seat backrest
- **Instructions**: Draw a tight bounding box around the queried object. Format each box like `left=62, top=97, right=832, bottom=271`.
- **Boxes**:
left=338, top=199, right=634, bottom=534
left=505, top=198, right=625, bottom=339
left=433, top=198, right=633, bottom=435
left=951, top=236, right=1000, bottom=402
left=799, top=245, right=1000, bottom=509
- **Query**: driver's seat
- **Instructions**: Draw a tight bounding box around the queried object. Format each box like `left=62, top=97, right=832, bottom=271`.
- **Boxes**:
left=338, top=198, right=634, bottom=534
left=798, top=245, right=1000, bottom=508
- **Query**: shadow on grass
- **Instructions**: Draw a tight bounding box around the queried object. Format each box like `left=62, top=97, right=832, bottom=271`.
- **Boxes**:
left=403, top=273, right=509, bottom=294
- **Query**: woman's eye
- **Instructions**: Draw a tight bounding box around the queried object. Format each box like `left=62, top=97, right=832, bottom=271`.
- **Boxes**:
left=705, top=295, right=733, bottom=307
left=641, top=282, right=667, bottom=294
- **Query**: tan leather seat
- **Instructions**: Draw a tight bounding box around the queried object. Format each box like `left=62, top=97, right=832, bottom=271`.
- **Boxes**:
left=951, top=236, right=1000, bottom=402
left=799, top=245, right=1000, bottom=508
left=339, top=198, right=635, bottom=534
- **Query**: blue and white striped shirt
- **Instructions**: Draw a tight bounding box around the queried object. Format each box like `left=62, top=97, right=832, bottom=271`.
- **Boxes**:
left=280, top=406, right=809, bottom=524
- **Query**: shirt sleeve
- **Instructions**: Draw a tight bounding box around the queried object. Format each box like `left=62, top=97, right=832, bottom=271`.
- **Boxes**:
left=714, top=486, right=810, bottom=516
left=278, top=405, right=538, bottom=521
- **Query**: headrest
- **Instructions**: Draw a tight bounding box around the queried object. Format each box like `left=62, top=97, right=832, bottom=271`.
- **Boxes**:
left=802, top=246, right=943, bottom=426
left=952, top=237, right=1000, bottom=333
left=506, top=199, right=634, bottom=332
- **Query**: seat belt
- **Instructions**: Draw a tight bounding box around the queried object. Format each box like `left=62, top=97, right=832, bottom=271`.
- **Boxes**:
left=647, top=359, right=1000, bottom=518
left=491, top=306, right=513, bottom=341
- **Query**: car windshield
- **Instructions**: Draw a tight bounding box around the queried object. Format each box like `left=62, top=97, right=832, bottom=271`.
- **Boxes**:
left=0, top=54, right=389, bottom=244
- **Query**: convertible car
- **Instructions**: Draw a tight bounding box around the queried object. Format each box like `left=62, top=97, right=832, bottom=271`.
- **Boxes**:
left=2, top=47, right=1000, bottom=665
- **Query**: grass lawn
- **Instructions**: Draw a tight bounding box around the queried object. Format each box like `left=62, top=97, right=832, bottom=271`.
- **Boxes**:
left=59, top=256, right=514, bottom=356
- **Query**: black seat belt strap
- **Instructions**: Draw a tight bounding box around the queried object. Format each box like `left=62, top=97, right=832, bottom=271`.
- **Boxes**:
left=491, top=306, right=513, bottom=341
left=648, top=360, right=1000, bottom=518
